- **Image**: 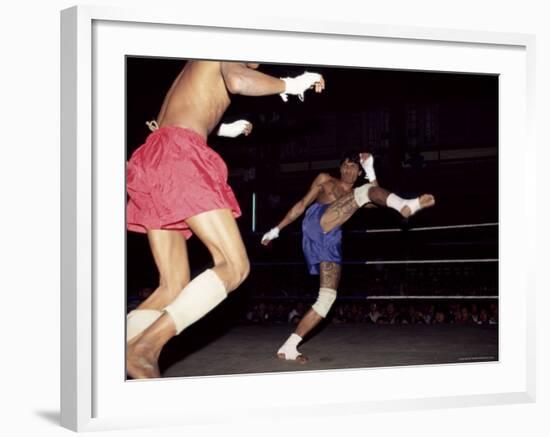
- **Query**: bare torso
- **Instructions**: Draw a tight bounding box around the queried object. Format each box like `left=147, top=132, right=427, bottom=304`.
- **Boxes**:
left=316, top=176, right=353, bottom=205
left=156, top=61, right=231, bottom=140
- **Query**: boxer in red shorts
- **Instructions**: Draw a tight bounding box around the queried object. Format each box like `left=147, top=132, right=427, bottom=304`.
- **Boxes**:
left=126, top=60, right=326, bottom=379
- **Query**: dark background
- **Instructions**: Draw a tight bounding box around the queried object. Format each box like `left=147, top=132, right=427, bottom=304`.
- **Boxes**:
left=126, top=57, right=498, bottom=313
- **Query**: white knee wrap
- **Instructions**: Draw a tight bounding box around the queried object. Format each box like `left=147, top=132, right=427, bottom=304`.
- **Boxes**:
left=126, top=309, right=163, bottom=342
left=311, top=287, right=337, bottom=318
left=164, top=269, right=228, bottom=335
left=353, top=183, right=375, bottom=207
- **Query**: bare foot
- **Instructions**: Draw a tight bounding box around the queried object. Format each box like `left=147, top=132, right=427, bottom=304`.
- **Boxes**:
left=277, top=352, right=309, bottom=364
left=127, top=340, right=161, bottom=379
left=401, top=194, right=435, bottom=218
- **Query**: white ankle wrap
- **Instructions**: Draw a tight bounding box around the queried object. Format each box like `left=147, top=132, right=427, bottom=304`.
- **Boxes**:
left=403, top=198, right=421, bottom=215
left=386, top=193, right=405, bottom=212
left=387, top=194, right=421, bottom=215
left=277, top=333, right=303, bottom=360
left=164, top=269, right=227, bottom=335
left=126, top=309, right=163, bottom=342
left=353, top=183, right=375, bottom=207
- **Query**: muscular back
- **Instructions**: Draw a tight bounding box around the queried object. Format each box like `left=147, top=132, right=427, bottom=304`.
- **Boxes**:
left=156, top=61, right=231, bottom=139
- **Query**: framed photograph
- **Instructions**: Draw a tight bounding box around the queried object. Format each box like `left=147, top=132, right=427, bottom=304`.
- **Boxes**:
left=61, top=5, right=536, bottom=432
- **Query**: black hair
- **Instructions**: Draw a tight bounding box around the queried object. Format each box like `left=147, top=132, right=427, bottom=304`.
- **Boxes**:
left=339, top=150, right=363, bottom=177
left=339, top=150, right=361, bottom=166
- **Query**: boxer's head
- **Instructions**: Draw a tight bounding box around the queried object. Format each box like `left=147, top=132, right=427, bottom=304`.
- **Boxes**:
left=339, top=150, right=363, bottom=183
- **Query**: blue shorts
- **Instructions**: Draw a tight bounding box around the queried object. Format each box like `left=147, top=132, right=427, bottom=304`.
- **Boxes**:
left=302, top=202, right=342, bottom=275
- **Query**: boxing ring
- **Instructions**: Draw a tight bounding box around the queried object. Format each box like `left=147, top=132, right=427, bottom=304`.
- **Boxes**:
left=155, top=222, right=499, bottom=378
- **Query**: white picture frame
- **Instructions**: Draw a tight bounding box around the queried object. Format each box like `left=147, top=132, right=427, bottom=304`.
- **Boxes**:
left=60, top=5, right=536, bottom=432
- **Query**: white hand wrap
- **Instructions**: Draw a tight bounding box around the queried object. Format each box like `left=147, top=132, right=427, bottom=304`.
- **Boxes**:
left=261, top=227, right=280, bottom=244
left=217, top=119, right=251, bottom=138
left=280, top=72, right=322, bottom=102
left=360, top=155, right=377, bottom=182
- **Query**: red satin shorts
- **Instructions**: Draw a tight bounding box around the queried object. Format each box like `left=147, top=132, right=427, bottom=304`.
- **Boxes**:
left=127, top=125, right=241, bottom=239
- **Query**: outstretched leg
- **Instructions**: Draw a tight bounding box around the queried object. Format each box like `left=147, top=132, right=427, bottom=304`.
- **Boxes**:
left=320, top=184, right=435, bottom=233
left=127, top=208, right=250, bottom=379
left=277, top=262, right=341, bottom=364
left=366, top=186, right=435, bottom=219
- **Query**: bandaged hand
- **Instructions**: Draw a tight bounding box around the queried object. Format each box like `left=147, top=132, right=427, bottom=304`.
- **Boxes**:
left=261, top=227, right=280, bottom=246
left=360, top=153, right=377, bottom=182
left=217, top=119, right=253, bottom=138
left=280, top=72, right=324, bottom=102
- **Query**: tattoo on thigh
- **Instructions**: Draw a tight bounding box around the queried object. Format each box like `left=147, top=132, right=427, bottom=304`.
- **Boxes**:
left=325, top=193, right=359, bottom=224
left=320, top=262, right=341, bottom=289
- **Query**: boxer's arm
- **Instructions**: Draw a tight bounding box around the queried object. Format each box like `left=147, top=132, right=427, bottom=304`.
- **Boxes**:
left=359, top=152, right=378, bottom=208
left=359, top=152, right=377, bottom=183
left=220, top=62, right=285, bottom=96
left=276, top=173, right=330, bottom=231
left=262, top=173, right=329, bottom=246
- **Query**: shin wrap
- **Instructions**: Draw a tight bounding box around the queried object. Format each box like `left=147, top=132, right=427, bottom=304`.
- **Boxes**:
left=126, top=309, right=162, bottom=342
left=311, top=287, right=337, bottom=318
left=164, top=269, right=227, bottom=335
left=353, top=183, right=375, bottom=207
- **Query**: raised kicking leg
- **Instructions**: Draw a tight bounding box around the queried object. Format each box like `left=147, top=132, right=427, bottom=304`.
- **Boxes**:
left=320, top=184, right=435, bottom=233
left=277, top=261, right=341, bottom=364
left=126, top=208, right=250, bottom=379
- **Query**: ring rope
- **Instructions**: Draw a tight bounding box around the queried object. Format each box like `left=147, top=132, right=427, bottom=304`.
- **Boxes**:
left=360, top=222, right=498, bottom=234
left=253, top=222, right=498, bottom=235
left=252, top=258, right=497, bottom=266
left=364, top=295, right=498, bottom=299
left=364, top=258, right=497, bottom=265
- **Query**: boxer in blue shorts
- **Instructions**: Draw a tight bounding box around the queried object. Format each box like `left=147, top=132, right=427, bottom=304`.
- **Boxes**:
left=262, top=151, right=435, bottom=362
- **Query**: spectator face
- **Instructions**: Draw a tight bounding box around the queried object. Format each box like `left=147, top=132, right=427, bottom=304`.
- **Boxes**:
left=479, top=309, right=488, bottom=323
left=453, top=309, right=462, bottom=321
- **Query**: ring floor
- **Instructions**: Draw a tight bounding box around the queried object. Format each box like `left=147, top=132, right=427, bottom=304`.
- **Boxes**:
left=157, top=323, right=498, bottom=378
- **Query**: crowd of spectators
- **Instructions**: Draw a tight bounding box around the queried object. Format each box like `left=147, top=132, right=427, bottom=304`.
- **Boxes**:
left=242, top=300, right=498, bottom=326
left=242, top=264, right=498, bottom=299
